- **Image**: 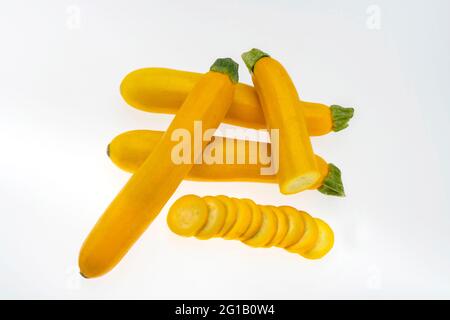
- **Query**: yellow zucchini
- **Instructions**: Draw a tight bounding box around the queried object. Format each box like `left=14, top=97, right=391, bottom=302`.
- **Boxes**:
left=286, top=211, right=319, bottom=254
left=215, top=195, right=237, bottom=237
left=196, top=196, right=227, bottom=240
left=243, top=206, right=278, bottom=248
left=167, top=195, right=334, bottom=259
left=121, top=68, right=354, bottom=135
left=242, top=48, right=320, bottom=194
left=239, top=199, right=263, bottom=241
left=300, top=218, right=334, bottom=259
left=108, top=130, right=345, bottom=197
left=223, top=198, right=253, bottom=240
left=167, top=195, right=208, bottom=237
left=277, top=206, right=305, bottom=248
left=266, top=206, right=289, bottom=247
left=78, top=58, right=239, bottom=278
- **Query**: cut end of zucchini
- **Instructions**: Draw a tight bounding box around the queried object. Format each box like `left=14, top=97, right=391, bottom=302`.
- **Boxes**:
left=241, top=48, right=270, bottom=73
left=318, top=163, right=345, bottom=197
left=281, top=172, right=320, bottom=195
left=210, top=58, right=239, bottom=84
left=330, top=105, right=355, bottom=132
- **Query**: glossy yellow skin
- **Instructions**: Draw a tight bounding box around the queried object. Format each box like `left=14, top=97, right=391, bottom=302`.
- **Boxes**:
left=121, top=68, right=333, bottom=136
left=215, top=195, right=237, bottom=237
left=243, top=206, right=278, bottom=248
left=286, top=211, right=319, bottom=254
left=224, top=198, right=253, bottom=240
left=300, top=218, right=334, bottom=259
left=239, top=199, right=263, bottom=240
left=266, top=206, right=289, bottom=247
left=78, top=71, right=235, bottom=278
left=167, top=195, right=208, bottom=237
left=108, top=130, right=329, bottom=190
left=277, top=206, right=305, bottom=248
left=251, top=57, right=320, bottom=194
left=167, top=195, right=334, bottom=259
left=196, top=196, right=226, bottom=240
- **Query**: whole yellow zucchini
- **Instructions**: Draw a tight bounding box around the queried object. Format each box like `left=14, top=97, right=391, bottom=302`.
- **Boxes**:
left=120, top=68, right=354, bottom=135
left=78, top=58, right=239, bottom=278
left=242, top=48, right=320, bottom=194
left=107, top=130, right=345, bottom=196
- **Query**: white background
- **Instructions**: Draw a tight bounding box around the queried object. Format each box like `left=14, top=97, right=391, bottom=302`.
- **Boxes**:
left=1, top=0, right=449, bottom=299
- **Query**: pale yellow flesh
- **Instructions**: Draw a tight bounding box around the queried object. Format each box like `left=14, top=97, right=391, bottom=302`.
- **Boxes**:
left=277, top=206, right=305, bottom=248
left=239, top=199, right=263, bottom=240
left=215, top=195, right=238, bottom=237
left=167, top=195, right=208, bottom=237
left=282, top=172, right=321, bottom=195
left=266, top=206, right=289, bottom=247
left=300, top=219, right=334, bottom=259
left=243, top=205, right=277, bottom=248
left=224, top=198, right=253, bottom=240
left=196, top=196, right=227, bottom=240
left=166, top=196, right=334, bottom=260
left=286, top=211, right=318, bottom=254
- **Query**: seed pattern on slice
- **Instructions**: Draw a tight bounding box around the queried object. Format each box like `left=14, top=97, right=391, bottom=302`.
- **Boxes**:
left=167, top=195, right=208, bottom=237
left=167, top=194, right=333, bottom=259
left=196, top=196, right=227, bottom=240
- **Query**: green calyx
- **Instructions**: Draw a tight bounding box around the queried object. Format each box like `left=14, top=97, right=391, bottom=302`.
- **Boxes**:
left=330, top=105, right=355, bottom=132
left=318, top=163, right=345, bottom=197
left=241, top=48, right=270, bottom=73
left=210, top=58, right=239, bottom=84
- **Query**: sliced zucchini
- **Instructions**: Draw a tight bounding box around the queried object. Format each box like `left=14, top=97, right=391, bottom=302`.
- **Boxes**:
left=266, top=206, right=289, bottom=247
left=224, top=198, right=252, bottom=240
left=286, top=211, right=318, bottom=254
left=196, top=196, right=227, bottom=240
left=167, top=195, right=208, bottom=237
left=300, top=218, right=334, bottom=259
left=239, top=199, right=263, bottom=240
left=215, top=195, right=238, bottom=236
left=243, top=205, right=277, bottom=247
left=277, top=206, right=305, bottom=248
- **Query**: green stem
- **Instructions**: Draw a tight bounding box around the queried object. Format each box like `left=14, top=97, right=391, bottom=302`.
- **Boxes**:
left=210, top=58, right=239, bottom=84
left=241, top=48, right=270, bottom=72
left=318, top=163, right=345, bottom=197
left=330, top=105, right=355, bottom=132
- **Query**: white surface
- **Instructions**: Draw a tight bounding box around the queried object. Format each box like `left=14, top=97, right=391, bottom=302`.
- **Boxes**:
left=1, top=0, right=450, bottom=299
